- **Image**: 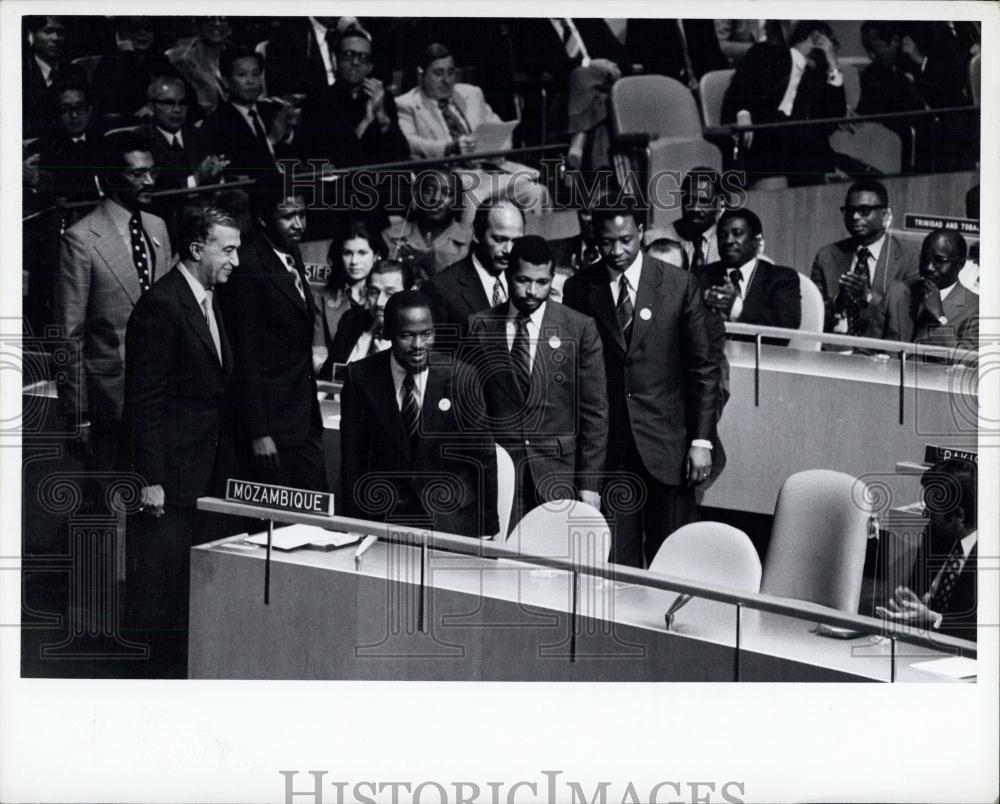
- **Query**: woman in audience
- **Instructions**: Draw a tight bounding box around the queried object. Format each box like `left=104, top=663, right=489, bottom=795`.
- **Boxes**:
left=315, top=219, right=386, bottom=379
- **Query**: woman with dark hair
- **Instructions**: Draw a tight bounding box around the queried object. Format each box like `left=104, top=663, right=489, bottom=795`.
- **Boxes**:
left=315, top=218, right=386, bottom=379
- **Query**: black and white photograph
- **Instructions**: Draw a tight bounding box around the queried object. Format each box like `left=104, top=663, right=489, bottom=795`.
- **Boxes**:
left=2, top=1, right=997, bottom=801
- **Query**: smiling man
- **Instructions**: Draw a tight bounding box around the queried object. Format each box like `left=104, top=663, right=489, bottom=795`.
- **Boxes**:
left=121, top=204, right=241, bottom=677
left=339, top=290, right=498, bottom=537
left=469, top=235, right=608, bottom=528
left=219, top=187, right=327, bottom=492
left=810, top=179, right=919, bottom=335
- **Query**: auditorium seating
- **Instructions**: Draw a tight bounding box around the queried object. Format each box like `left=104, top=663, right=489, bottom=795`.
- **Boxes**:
left=508, top=500, right=611, bottom=564
left=494, top=444, right=516, bottom=540
left=698, top=69, right=734, bottom=128
left=788, top=274, right=825, bottom=352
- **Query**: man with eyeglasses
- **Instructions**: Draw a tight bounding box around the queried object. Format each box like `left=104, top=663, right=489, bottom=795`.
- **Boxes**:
left=38, top=81, right=102, bottom=204
left=21, top=15, right=86, bottom=138
left=875, top=229, right=978, bottom=353
left=55, top=131, right=171, bottom=486
left=810, top=178, right=919, bottom=336
left=297, top=29, right=408, bottom=170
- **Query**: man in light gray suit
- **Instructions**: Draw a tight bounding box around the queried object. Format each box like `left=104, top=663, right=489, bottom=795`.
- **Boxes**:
left=56, top=130, right=172, bottom=478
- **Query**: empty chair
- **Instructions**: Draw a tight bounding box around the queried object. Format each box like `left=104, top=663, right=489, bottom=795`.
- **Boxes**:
left=648, top=522, right=761, bottom=628
left=787, top=273, right=825, bottom=352
left=508, top=500, right=611, bottom=564
left=761, top=470, right=874, bottom=612
left=969, top=53, right=981, bottom=106
left=494, top=444, right=516, bottom=541
left=611, top=75, right=703, bottom=140
left=829, top=123, right=902, bottom=176
left=699, top=69, right=735, bottom=128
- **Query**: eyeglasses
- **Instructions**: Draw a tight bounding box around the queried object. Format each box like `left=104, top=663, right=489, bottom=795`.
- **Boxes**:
left=339, top=49, right=371, bottom=64
left=122, top=167, right=160, bottom=180
left=840, top=204, right=886, bottom=217
left=152, top=99, right=188, bottom=109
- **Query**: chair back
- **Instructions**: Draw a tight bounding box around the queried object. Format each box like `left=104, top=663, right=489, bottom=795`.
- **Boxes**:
left=698, top=69, right=734, bottom=128
left=71, top=55, right=102, bottom=85
left=969, top=53, right=981, bottom=106
left=829, top=123, right=901, bottom=176
left=787, top=273, right=825, bottom=351
left=611, top=75, right=702, bottom=139
left=761, top=470, right=873, bottom=612
left=841, top=63, right=861, bottom=111
left=649, top=522, right=761, bottom=592
left=494, top=445, right=516, bottom=541
left=508, top=500, right=611, bottom=564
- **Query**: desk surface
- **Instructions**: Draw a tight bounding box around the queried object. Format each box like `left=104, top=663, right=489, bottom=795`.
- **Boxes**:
left=189, top=531, right=969, bottom=682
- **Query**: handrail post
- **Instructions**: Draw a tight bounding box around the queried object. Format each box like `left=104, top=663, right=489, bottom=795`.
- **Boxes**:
left=734, top=602, right=742, bottom=682
left=264, top=518, right=273, bottom=605
left=754, top=334, right=761, bottom=407
left=898, top=350, right=906, bottom=425
left=570, top=570, right=579, bottom=663
left=419, top=540, right=428, bottom=634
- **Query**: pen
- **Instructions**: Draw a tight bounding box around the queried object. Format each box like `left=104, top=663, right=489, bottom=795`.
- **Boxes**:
left=354, top=535, right=378, bottom=569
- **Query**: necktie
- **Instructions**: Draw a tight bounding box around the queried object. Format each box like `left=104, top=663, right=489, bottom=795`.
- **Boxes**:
left=846, top=247, right=873, bottom=337
left=281, top=253, right=307, bottom=304
left=367, top=329, right=383, bottom=356
left=202, top=291, right=223, bottom=364
left=690, top=238, right=705, bottom=271
left=929, top=540, right=965, bottom=613
left=128, top=213, right=152, bottom=293
left=400, top=371, right=421, bottom=442
left=171, top=135, right=184, bottom=153
left=511, top=313, right=532, bottom=394
left=437, top=98, right=469, bottom=141
left=729, top=270, right=743, bottom=296
left=246, top=106, right=268, bottom=141
left=616, top=273, right=634, bottom=342
left=491, top=277, right=506, bottom=307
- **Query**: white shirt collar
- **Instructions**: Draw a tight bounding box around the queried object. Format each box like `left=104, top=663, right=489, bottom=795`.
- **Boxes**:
left=939, top=281, right=959, bottom=302
left=472, top=252, right=507, bottom=301
left=731, top=256, right=758, bottom=286
left=960, top=530, right=978, bottom=558
left=862, top=233, right=886, bottom=263
left=389, top=352, right=429, bottom=405
left=34, top=54, right=53, bottom=82
left=507, top=300, right=546, bottom=327
left=156, top=126, right=183, bottom=147
left=71, top=134, right=86, bottom=143
left=608, top=250, right=644, bottom=290
left=790, top=47, right=807, bottom=72
left=177, top=262, right=209, bottom=305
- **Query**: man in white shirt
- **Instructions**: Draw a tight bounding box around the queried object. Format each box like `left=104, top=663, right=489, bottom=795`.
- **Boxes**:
left=653, top=167, right=724, bottom=271
left=878, top=458, right=977, bottom=642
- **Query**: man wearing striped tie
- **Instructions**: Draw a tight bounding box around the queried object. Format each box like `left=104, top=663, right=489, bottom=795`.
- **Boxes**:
left=878, top=458, right=978, bottom=642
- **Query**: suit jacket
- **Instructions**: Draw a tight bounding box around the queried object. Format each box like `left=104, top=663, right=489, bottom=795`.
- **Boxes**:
left=56, top=199, right=172, bottom=422
left=265, top=18, right=335, bottom=99
left=201, top=100, right=285, bottom=181
left=396, top=83, right=504, bottom=160
left=38, top=130, right=102, bottom=203
left=339, top=350, right=499, bottom=538
left=328, top=305, right=376, bottom=368
left=139, top=123, right=211, bottom=192
left=468, top=301, right=608, bottom=496
left=562, top=256, right=719, bottom=487
left=625, top=18, right=726, bottom=83
left=698, top=260, right=802, bottom=342
left=315, top=287, right=362, bottom=374
left=298, top=82, right=409, bottom=168
left=91, top=49, right=178, bottom=119
left=423, top=255, right=493, bottom=346
left=907, top=540, right=977, bottom=642
left=22, top=55, right=86, bottom=139
left=218, top=226, right=321, bottom=448
left=122, top=267, right=234, bottom=506
left=877, top=279, right=979, bottom=351
left=810, top=233, right=921, bottom=334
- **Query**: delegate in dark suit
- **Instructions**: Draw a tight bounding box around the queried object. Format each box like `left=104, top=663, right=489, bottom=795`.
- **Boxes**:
left=563, top=240, right=718, bottom=566
left=423, top=255, right=489, bottom=344
left=265, top=17, right=337, bottom=99
left=468, top=298, right=608, bottom=527
left=201, top=100, right=284, bottom=181
left=340, top=351, right=498, bottom=538
left=121, top=257, right=237, bottom=678
left=905, top=542, right=977, bottom=643
left=140, top=123, right=211, bottom=192
left=219, top=224, right=326, bottom=491
left=698, top=260, right=801, bottom=343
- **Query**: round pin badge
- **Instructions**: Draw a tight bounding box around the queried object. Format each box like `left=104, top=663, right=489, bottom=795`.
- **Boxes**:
left=326, top=299, right=336, bottom=308
left=548, top=335, right=561, bottom=350
left=438, top=398, right=452, bottom=412
left=639, top=307, right=652, bottom=321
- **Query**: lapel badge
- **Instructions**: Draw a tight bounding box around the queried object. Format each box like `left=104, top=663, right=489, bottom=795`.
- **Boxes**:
left=639, top=307, right=652, bottom=321
left=548, top=335, right=561, bottom=350
left=438, top=397, right=452, bottom=412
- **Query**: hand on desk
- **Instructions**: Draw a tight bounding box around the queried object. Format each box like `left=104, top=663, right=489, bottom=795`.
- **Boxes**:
left=876, top=586, right=939, bottom=629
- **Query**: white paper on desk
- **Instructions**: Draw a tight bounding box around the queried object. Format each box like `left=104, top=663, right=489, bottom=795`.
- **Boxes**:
left=307, top=532, right=361, bottom=550
left=909, top=656, right=977, bottom=679
left=243, top=523, right=356, bottom=552
left=473, top=120, right=518, bottom=153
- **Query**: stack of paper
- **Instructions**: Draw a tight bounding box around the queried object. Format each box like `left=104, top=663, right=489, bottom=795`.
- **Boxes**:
left=243, top=524, right=361, bottom=552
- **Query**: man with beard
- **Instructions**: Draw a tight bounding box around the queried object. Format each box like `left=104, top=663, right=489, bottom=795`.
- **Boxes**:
left=422, top=198, right=525, bottom=349
left=810, top=179, right=919, bottom=336
left=654, top=167, right=723, bottom=272
left=219, top=187, right=326, bottom=492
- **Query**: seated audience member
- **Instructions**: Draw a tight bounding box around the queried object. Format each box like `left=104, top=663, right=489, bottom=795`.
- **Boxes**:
left=422, top=198, right=526, bottom=347
left=700, top=209, right=801, bottom=343
left=565, top=57, right=621, bottom=174
left=316, top=219, right=387, bottom=379
left=857, top=21, right=922, bottom=152
left=810, top=179, right=919, bottom=336
left=296, top=28, right=409, bottom=169
left=219, top=186, right=326, bottom=492
left=38, top=81, right=102, bottom=204
left=140, top=76, right=227, bottom=192
left=395, top=43, right=550, bottom=219
left=877, top=458, right=978, bottom=642
left=330, top=259, right=413, bottom=365
left=645, top=238, right=689, bottom=271
left=715, top=19, right=789, bottom=65
left=654, top=167, right=723, bottom=270
left=381, top=169, right=471, bottom=282
left=874, top=229, right=978, bottom=353
left=201, top=46, right=298, bottom=181
left=90, top=17, right=176, bottom=121
left=339, top=290, right=498, bottom=537
left=22, top=15, right=86, bottom=138
left=265, top=16, right=357, bottom=100
left=721, top=21, right=850, bottom=186
left=960, top=185, right=979, bottom=293
left=167, top=16, right=230, bottom=117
